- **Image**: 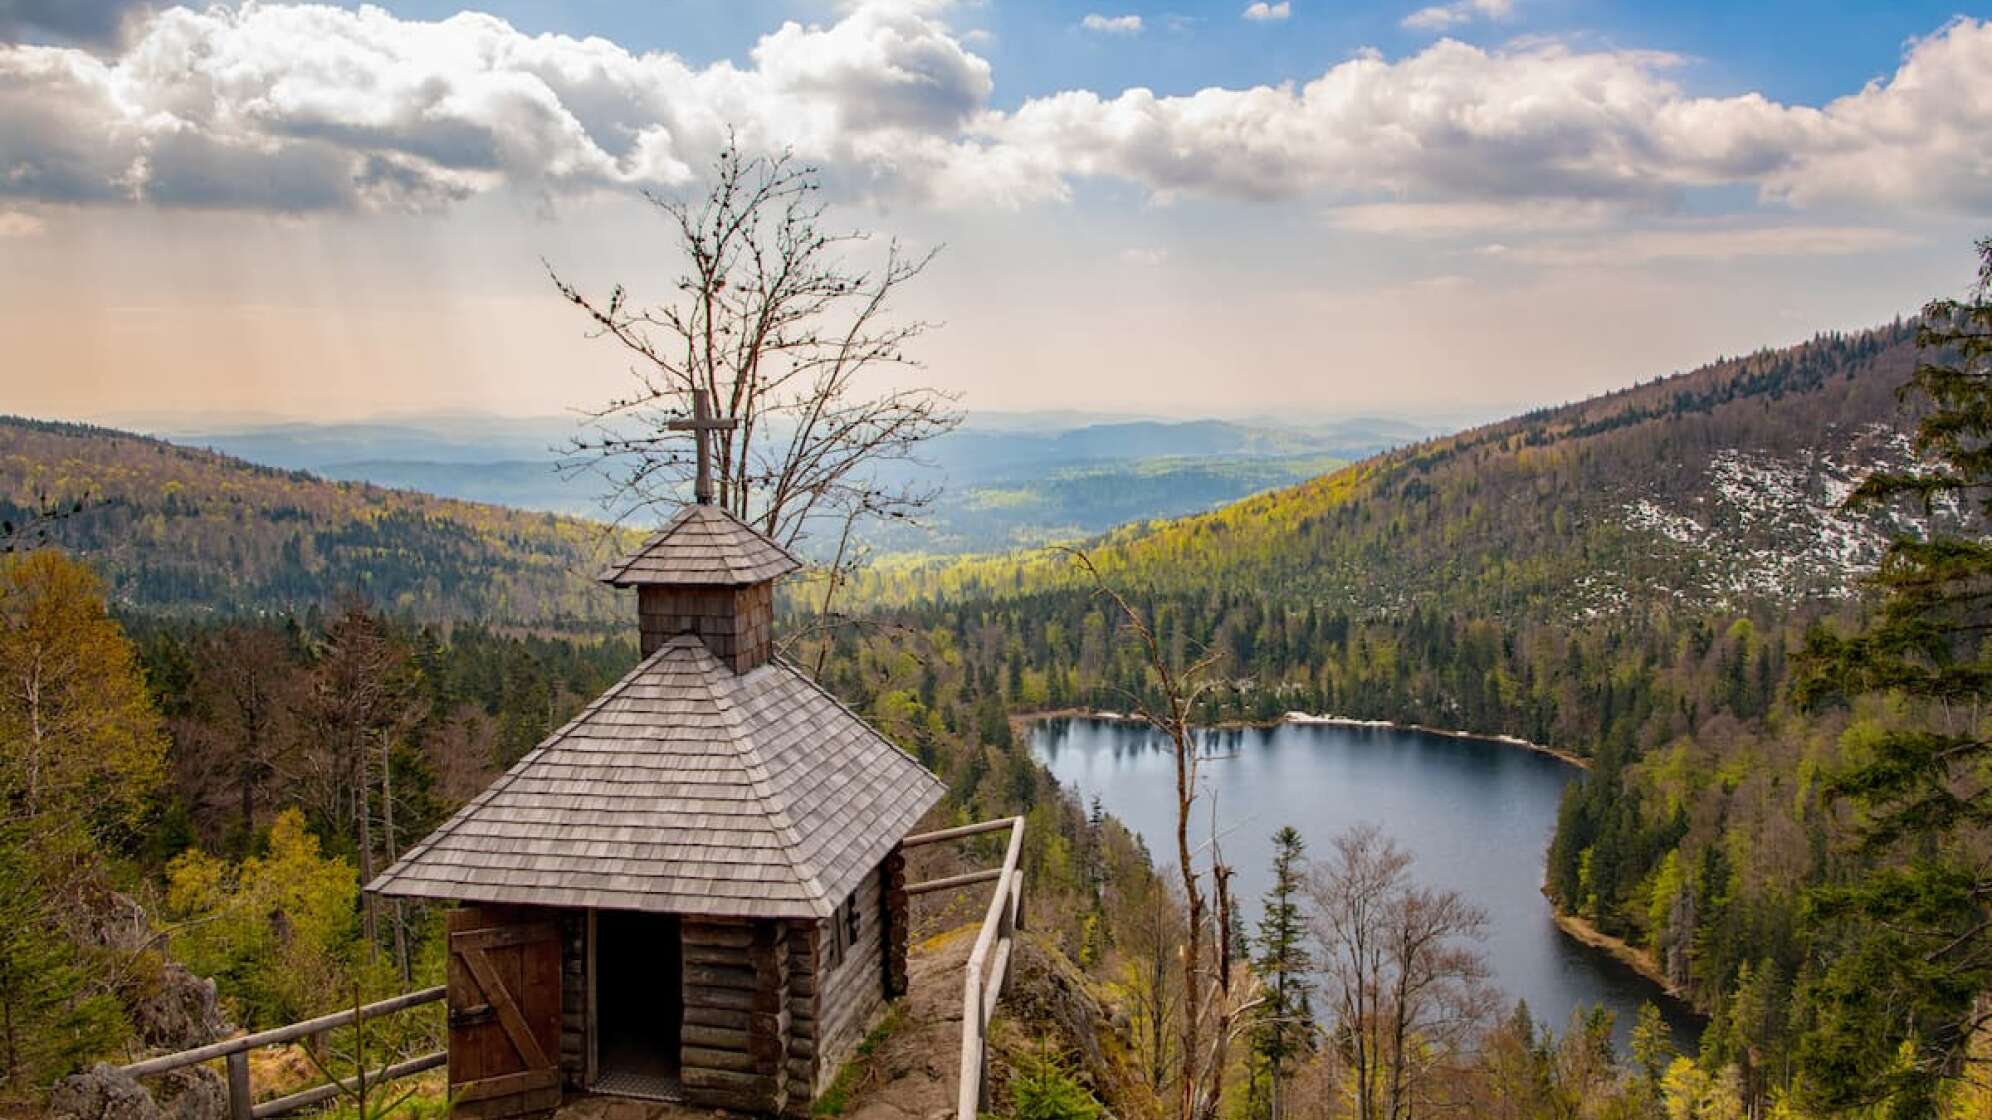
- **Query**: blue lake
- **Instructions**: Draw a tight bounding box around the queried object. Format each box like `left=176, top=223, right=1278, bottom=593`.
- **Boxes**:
left=1031, top=716, right=1702, bottom=1054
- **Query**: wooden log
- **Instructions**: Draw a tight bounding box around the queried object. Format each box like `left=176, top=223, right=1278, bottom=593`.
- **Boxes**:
left=899, top=815, right=1021, bottom=849
left=119, top=987, right=446, bottom=1077
left=683, top=1024, right=752, bottom=1051
left=225, top=1052, right=251, bottom=1120
left=683, top=1005, right=754, bottom=1031
left=683, top=1046, right=758, bottom=1074
left=683, top=984, right=783, bottom=1013
left=683, top=944, right=756, bottom=967
left=250, top=1051, right=445, bottom=1119
left=680, top=923, right=755, bottom=948
left=683, top=1068, right=779, bottom=1094
left=684, top=962, right=760, bottom=990
left=883, top=849, right=909, bottom=999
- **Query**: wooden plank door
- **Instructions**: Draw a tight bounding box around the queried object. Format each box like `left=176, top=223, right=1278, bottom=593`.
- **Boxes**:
left=447, top=906, right=564, bottom=1119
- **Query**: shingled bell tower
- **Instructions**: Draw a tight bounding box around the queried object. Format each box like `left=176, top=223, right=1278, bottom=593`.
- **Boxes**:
left=596, top=390, right=802, bottom=671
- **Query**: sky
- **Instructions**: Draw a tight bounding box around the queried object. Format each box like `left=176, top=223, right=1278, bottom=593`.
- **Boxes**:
left=3, top=0, right=1991, bottom=426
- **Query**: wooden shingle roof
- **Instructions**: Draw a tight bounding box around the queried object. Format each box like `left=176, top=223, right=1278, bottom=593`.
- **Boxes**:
left=598, top=503, right=803, bottom=587
left=366, top=635, right=946, bottom=918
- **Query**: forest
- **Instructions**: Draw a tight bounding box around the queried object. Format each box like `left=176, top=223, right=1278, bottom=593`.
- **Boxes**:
left=5, top=305, right=1990, bottom=1119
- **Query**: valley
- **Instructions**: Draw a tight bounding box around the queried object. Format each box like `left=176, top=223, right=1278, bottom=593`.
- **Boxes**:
left=160, top=414, right=1396, bottom=556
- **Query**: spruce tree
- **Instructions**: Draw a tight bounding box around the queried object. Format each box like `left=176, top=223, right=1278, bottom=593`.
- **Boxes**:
left=1794, top=236, right=1992, bottom=1117
left=1251, top=826, right=1315, bottom=1120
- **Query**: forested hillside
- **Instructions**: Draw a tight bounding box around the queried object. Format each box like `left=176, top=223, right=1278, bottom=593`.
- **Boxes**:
left=0, top=417, right=634, bottom=630
left=854, top=321, right=1924, bottom=618
left=812, top=318, right=1982, bottom=1115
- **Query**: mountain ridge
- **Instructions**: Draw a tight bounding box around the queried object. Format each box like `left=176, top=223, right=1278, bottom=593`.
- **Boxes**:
left=850, top=319, right=1928, bottom=622
left=0, top=414, right=634, bottom=631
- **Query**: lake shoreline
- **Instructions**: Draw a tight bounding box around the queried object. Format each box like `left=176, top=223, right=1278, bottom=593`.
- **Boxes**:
left=1024, top=708, right=1706, bottom=1046
left=1011, top=707, right=1591, bottom=770
left=1550, top=909, right=1696, bottom=1009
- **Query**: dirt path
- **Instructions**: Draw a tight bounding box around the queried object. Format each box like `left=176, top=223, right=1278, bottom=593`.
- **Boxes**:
left=837, top=926, right=976, bottom=1120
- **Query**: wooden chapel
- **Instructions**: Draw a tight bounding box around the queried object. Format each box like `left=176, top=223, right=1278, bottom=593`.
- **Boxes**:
left=368, top=393, right=946, bottom=1117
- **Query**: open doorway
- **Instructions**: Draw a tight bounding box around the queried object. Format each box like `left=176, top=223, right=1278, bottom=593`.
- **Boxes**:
left=592, top=910, right=682, bottom=1100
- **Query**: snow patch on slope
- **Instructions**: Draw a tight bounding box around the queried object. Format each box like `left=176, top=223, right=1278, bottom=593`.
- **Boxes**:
left=1594, top=424, right=1921, bottom=616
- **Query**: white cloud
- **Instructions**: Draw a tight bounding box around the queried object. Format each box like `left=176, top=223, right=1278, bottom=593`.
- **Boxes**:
left=0, top=1, right=1001, bottom=210
left=1243, top=2, right=1291, bottom=22
left=1120, top=246, right=1169, bottom=266
left=0, top=209, right=43, bottom=236
left=1403, top=0, right=1512, bottom=32
left=0, top=4, right=1989, bottom=223
left=1080, top=14, right=1143, bottom=35
left=984, top=21, right=1992, bottom=215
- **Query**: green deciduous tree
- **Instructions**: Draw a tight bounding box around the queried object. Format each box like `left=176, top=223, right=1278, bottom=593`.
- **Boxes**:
left=165, top=809, right=365, bottom=1028
left=0, top=551, right=166, bottom=1093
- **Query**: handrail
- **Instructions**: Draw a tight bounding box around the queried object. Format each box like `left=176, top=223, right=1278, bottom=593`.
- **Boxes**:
left=904, top=815, right=1026, bottom=1120
left=902, top=817, right=1020, bottom=848
left=905, top=868, right=1002, bottom=896
left=119, top=986, right=446, bottom=1120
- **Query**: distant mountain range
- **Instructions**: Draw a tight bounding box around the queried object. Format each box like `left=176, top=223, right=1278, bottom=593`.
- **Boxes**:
left=152, top=412, right=1432, bottom=554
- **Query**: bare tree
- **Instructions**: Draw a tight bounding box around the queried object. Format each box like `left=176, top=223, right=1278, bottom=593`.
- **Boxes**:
left=1307, top=824, right=1492, bottom=1120
left=171, top=626, right=303, bottom=848
left=1119, top=869, right=1186, bottom=1097
left=1064, top=548, right=1251, bottom=1120
left=548, top=136, right=961, bottom=623
left=303, top=606, right=420, bottom=961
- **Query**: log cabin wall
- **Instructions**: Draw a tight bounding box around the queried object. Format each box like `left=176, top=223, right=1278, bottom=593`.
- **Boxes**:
left=881, top=849, right=909, bottom=998
left=783, top=922, right=822, bottom=1117
left=559, top=910, right=589, bottom=1090
left=680, top=918, right=790, bottom=1112
left=810, top=864, right=887, bottom=1097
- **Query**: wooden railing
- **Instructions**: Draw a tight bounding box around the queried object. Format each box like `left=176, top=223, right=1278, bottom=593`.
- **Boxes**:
left=901, top=815, right=1026, bottom=1120
left=119, top=986, right=446, bottom=1120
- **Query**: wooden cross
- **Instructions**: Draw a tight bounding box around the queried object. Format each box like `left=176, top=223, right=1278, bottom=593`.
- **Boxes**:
left=668, top=388, right=736, bottom=505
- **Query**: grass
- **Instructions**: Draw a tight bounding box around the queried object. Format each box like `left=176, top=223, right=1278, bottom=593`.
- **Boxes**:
left=811, top=1004, right=907, bottom=1117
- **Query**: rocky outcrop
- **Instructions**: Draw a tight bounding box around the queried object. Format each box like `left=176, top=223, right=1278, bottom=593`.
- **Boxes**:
left=48, top=891, right=232, bottom=1120
left=48, top=1064, right=227, bottom=1120
left=988, top=936, right=1123, bottom=1104
left=129, top=965, right=229, bottom=1053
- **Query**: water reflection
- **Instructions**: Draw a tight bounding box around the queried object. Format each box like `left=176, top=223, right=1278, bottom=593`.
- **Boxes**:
left=1033, top=716, right=1702, bottom=1055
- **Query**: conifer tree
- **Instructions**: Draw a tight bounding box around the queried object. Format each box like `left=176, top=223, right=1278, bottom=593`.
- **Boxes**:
left=1794, top=236, right=1992, bottom=1117
left=1252, top=826, right=1315, bottom=1120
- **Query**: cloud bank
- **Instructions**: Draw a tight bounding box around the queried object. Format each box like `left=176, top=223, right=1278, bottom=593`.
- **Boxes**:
left=2, top=2, right=1990, bottom=220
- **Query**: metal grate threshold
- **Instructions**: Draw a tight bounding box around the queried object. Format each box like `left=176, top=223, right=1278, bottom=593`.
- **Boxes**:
left=592, top=1070, right=684, bottom=1103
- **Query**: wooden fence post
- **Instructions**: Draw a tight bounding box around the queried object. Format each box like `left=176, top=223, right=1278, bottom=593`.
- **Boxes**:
left=225, top=1051, right=252, bottom=1120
